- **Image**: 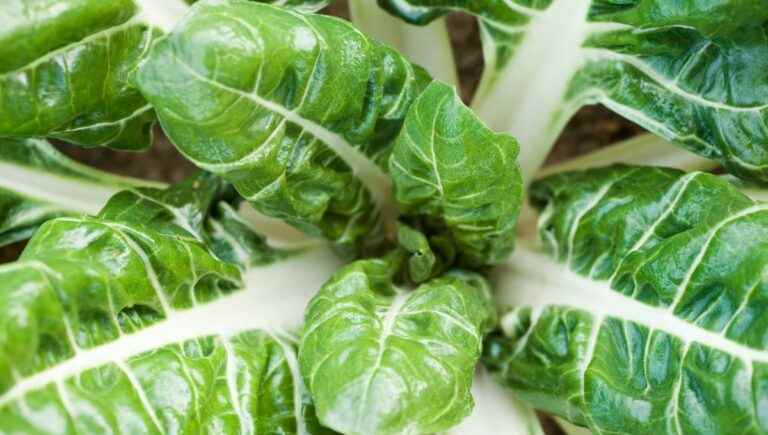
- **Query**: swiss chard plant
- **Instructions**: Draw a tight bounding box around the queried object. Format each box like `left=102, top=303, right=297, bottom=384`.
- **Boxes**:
left=1, top=0, right=767, bottom=434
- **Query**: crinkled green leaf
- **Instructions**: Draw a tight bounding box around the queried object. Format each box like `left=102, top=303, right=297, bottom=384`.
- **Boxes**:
left=0, top=137, right=160, bottom=247
left=0, top=173, right=342, bottom=433
left=300, top=256, right=496, bottom=435
left=381, top=0, right=768, bottom=182
left=486, top=165, right=768, bottom=434
left=137, top=0, right=432, bottom=254
left=0, top=0, right=328, bottom=151
left=0, top=0, right=162, bottom=150
left=1, top=331, right=337, bottom=434
left=390, top=81, right=522, bottom=267
left=187, top=0, right=329, bottom=11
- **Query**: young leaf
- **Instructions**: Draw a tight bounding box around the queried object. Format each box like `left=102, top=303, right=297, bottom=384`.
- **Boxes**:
left=486, top=165, right=768, bottom=434
left=0, top=174, right=343, bottom=433
left=0, top=137, right=160, bottom=247
left=380, top=1, right=768, bottom=183
left=137, top=0, right=432, bottom=253
left=390, top=81, right=522, bottom=267
left=396, top=222, right=438, bottom=283
left=299, top=256, right=496, bottom=435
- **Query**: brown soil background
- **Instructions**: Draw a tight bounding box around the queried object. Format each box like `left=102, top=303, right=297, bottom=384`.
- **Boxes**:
left=1, top=4, right=645, bottom=433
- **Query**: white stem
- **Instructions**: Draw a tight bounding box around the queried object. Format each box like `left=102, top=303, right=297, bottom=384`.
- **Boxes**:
left=349, top=1, right=458, bottom=86
left=447, top=367, right=545, bottom=435
left=471, top=0, right=593, bottom=184
left=537, top=133, right=718, bottom=178
left=134, top=0, right=190, bottom=33
left=0, top=161, right=159, bottom=215
left=238, top=203, right=318, bottom=249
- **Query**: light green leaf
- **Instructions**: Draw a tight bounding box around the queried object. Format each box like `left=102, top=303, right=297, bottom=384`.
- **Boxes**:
left=0, top=137, right=160, bottom=247
left=396, top=222, right=438, bottom=283
left=137, top=0, right=432, bottom=254
left=486, top=165, right=768, bottom=434
left=380, top=0, right=768, bottom=183
left=300, top=256, right=496, bottom=435
left=0, top=173, right=343, bottom=433
left=390, top=81, right=522, bottom=267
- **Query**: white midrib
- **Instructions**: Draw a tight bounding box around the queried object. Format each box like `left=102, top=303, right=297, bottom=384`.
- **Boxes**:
left=0, top=247, right=342, bottom=406
left=495, top=245, right=768, bottom=364
left=273, top=334, right=311, bottom=435
left=0, top=162, right=127, bottom=215
left=0, top=158, right=317, bottom=250
left=356, top=292, right=409, bottom=427
left=471, top=0, right=594, bottom=184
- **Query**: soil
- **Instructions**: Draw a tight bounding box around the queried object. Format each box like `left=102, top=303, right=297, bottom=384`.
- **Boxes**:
left=4, top=5, right=644, bottom=433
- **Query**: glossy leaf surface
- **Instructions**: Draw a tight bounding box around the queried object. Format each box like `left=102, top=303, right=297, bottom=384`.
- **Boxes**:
left=390, top=81, right=522, bottom=267
left=300, top=256, right=496, bottom=435
left=380, top=0, right=768, bottom=182
left=0, top=0, right=328, bottom=151
left=0, top=173, right=342, bottom=434
left=0, top=0, right=160, bottom=150
left=486, top=165, right=768, bottom=434
left=137, top=0, right=431, bottom=253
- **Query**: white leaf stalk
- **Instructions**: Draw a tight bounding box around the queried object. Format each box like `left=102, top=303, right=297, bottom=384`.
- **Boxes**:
left=537, top=134, right=718, bottom=178
left=471, top=0, right=594, bottom=184
left=349, top=0, right=459, bottom=87
left=0, top=154, right=161, bottom=217
left=448, top=367, right=545, bottom=435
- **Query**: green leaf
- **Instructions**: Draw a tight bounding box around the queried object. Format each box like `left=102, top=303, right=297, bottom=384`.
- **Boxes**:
left=380, top=0, right=768, bottom=183
left=0, top=137, right=160, bottom=247
left=188, top=0, right=329, bottom=11
left=136, top=0, right=432, bottom=253
left=0, top=0, right=325, bottom=151
left=0, top=0, right=163, bottom=150
left=300, top=256, right=496, bottom=435
left=390, top=81, right=522, bottom=267
left=396, top=222, right=438, bottom=283
left=486, top=165, right=768, bottom=434
left=0, top=173, right=343, bottom=433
